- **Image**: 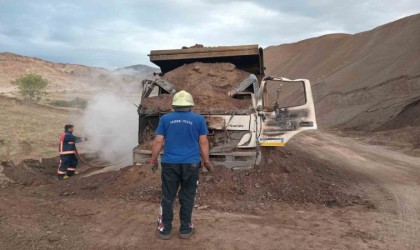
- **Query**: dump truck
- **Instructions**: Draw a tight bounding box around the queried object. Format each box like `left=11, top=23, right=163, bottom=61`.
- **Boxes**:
left=133, top=45, right=317, bottom=170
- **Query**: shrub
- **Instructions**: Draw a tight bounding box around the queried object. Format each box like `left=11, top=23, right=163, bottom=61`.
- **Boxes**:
left=11, top=74, right=49, bottom=103
left=49, top=97, right=88, bottom=109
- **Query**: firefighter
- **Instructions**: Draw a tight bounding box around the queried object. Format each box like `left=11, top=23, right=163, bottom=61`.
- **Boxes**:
left=57, top=124, right=86, bottom=180
left=150, top=90, right=214, bottom=240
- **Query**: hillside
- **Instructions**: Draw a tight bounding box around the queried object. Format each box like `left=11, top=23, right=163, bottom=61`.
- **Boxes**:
left=0, top=96, right=70, bottom=161
left=114, top=64, right=158, bottom=77
left=0, top=53, right=155, bottom=94
left=265, top=14, right=420, bottom=131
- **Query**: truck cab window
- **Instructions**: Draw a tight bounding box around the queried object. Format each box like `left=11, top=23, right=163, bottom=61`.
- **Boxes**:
left=265, top=80, right=306, bottom=110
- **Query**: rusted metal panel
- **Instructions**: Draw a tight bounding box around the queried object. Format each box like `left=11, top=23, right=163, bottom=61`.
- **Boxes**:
left=150, top=50, right=259, bottom=60
left=149, top=44, right=264, bottom=76
left=206, top=116, right=225, bottom=129
left=150, top=45, right=259, bottom=56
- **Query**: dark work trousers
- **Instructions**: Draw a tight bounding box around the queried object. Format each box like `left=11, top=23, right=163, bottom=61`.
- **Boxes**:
left=157, top=162, right=200, bottom=235
left=57, top=154, right=78, bottom=179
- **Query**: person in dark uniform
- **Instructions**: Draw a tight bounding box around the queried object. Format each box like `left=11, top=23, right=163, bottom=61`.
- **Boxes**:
left=150, top=90, right=214, bottom=240
left=57, top=124, right=86, bottom=180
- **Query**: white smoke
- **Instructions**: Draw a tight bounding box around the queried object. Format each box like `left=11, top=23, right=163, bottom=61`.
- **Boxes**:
left=80, top=93, right=138, bottom=167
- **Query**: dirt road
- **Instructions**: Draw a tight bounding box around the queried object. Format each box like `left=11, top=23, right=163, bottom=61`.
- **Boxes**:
left=293, top=131, right=420, bottom=249
left=1, top=130, right=419, bottom=249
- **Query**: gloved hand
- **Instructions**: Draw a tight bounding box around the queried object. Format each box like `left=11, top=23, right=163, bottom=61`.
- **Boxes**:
left=78, top=136, right=88, bottom=142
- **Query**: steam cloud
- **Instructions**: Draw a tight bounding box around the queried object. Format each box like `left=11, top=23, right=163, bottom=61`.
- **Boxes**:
left=80, top=93, right=138, bottom=167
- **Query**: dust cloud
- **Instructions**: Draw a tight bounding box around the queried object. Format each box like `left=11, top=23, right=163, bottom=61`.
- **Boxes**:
left=80, top=93, right=138, bottom=167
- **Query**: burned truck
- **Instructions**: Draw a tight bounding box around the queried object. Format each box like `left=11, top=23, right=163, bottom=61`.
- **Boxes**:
left=133, top=45, right=317, bottom=170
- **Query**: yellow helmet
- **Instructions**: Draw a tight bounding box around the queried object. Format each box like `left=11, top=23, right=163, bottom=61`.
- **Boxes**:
left=172, top=90, right=194, bottom=106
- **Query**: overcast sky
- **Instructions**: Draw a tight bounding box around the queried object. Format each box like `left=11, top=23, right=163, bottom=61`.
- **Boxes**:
left=0, top=0, right=419, bottom=69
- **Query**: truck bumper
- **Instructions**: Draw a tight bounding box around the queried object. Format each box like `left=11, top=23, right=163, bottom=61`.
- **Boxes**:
left=133, top=145, right=260, bottom=170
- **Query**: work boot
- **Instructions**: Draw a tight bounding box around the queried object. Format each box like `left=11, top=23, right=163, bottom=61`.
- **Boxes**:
left=179, top=228, right=195, bottom=239
left=58, top=174, right=66, bottom=180
left=67, top=170, right=78, bottom=177
left=63, top=175, right=69, bottom=180
left=157, top=230, right=171, bottom=240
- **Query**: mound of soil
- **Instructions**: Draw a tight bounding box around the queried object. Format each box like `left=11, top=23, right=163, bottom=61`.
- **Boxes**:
left=1, top=153, right=105, bottom=187
left=52, top=146, right=365, bottom=213
left=1, top=160, right=52, bottom=186
left=54, top=164, right=162, bottom=201
left=142, top=62, right=252, bottom=111
left=197, top=146, right=365, bottom=212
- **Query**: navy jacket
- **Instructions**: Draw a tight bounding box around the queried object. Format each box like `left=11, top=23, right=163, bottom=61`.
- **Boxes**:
left=59, top=131, right=82, bottom=155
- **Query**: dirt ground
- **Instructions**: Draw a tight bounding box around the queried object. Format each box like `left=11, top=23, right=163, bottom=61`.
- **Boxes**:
left=1, top=130, right=420, bottom=249
left=330, top=127, right=420, bottom=157
left=293, top=131, right=420, bottom=249
left=0, top=187, right=382, bottom=250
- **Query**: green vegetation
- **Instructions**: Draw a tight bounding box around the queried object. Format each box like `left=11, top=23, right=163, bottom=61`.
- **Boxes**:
left=11, top=74, right=49, bottom=103
left=49, top=97, right=88, bottom=109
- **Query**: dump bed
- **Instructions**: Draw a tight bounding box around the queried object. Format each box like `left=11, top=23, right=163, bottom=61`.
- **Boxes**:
left=149, top=45, right=264, bottom=77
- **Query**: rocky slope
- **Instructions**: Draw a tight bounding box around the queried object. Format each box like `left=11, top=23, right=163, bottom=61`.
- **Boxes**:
left=0, top=53, right=155, bottom=94
left=265, top=14, right=420, bottom=131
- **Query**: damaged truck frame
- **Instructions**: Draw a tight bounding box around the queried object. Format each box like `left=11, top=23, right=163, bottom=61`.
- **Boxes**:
left=133, top=45, right=317, bottom=170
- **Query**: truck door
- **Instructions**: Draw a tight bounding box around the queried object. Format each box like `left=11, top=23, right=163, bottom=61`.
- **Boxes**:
left=256, top=76, right=317, bottom=146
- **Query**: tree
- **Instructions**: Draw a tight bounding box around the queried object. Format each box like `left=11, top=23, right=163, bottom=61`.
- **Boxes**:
left=11, top=74, right=49, bottom=103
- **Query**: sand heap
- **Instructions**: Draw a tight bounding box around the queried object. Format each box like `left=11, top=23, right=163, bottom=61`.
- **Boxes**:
left=264, top=14, right=420, bottom=131
left=141, top=62, right=253, bottom=112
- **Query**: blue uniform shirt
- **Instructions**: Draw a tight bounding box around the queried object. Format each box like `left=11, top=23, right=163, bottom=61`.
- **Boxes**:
left=156, top=111, right=208, bottom=164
